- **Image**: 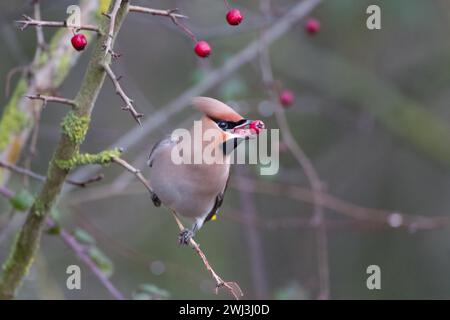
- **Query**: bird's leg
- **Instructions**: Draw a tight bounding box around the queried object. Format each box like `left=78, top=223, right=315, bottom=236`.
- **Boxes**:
left=178, top=228, right=194, bottom=245
left=179, top=222, right=198, bottom=245
left=151, top=192, right=161, bottom=207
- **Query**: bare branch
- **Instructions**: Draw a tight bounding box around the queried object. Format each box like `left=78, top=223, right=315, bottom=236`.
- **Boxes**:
left=170, top=210, right=243, bottom=300
left=15, top=15, right=100, bottom=33
left=128, top=5, right=195, bottom=41
left=0, top=160, right=104, bottom=188
left=128, top=5, right=187, bottom=19
left=102, top=0, right=122, bottom=58
left=25, top=94, right=76, bottom=108
left=102, top=63, right=143, bottom=124
left=111, top=156, right=152, bottom=194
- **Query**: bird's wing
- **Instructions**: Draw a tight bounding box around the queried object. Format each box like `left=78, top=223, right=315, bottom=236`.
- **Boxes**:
left=147, top=136, right=173, bottom=168
left=204, top=175, right=230, bottom=223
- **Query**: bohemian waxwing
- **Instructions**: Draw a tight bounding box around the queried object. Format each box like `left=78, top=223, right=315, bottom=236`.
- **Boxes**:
left=147, top=97, right=265, bottom=244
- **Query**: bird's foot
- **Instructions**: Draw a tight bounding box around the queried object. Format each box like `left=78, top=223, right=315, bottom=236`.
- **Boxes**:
left=151, top=192, right=161, bottom=207
left=178, top=229, right=194, bottom=245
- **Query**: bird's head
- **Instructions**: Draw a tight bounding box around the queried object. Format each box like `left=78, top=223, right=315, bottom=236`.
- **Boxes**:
left=192, top=96, right=265, bottom=140
left=191, top=96, right=265, bottom=156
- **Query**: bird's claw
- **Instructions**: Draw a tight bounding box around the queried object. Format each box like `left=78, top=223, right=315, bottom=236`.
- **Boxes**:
left=178, top=229, right=194, bottom=245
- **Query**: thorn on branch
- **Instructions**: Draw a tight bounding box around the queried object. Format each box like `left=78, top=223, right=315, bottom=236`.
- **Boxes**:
left=15, top=15, right=101, bottom=33
left=25, top=94, right=76, bottom=108
left=127, top=5, right=195, bottom=41
left=102, top=63, right=143, bottom=125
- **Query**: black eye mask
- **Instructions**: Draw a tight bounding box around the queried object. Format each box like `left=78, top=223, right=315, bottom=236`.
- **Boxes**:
left=214, top=119, right=247, bottom=131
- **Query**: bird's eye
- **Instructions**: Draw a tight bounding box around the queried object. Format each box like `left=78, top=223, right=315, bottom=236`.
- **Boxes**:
left=217, top=121, right=229, bottom=130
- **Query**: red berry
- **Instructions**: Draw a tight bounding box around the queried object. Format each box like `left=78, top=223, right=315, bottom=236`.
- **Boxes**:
left=305, top=18, right=320, bottom=35
left=249, top=120, right=265, bottom=135
left=194, top=41, right=211, bottom=58
left=279, top=90, right=295, bottom=107
left=71, top=33, right=87, bottom=51
left=226, top=8, right=243, bottom=26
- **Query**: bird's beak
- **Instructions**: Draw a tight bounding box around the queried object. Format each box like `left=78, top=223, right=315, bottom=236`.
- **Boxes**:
left=231, top=119, right=265, bottom=139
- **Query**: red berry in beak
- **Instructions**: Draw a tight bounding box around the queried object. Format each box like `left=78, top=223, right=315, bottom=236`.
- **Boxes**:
left=249, top=120, right=265, bottom=135
left=279, top=90, right=295, bottom=107
left=305, top=18, right=320, bottom=35
left=226, top=9, right=243, bottom=26
left=71, top=33, right=87, bottom=51
left=194, top=41, right=211, bottom=58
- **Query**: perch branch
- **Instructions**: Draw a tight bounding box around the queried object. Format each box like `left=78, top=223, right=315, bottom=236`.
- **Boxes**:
left=16, top=15, right=100, bottom=33
left=111, top=156, right=243, bottom=300
left=102, top=63, right=143, bottom=124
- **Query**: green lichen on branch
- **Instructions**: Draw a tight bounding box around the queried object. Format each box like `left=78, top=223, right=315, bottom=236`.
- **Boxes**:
left=61, top=111, right=90, bottom=144
left=0, top=79, right=29, bottom=151
left=55, top=148, right=121, bottom=170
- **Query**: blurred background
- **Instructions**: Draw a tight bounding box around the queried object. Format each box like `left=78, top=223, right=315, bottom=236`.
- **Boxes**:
left=1, top=0, right=450, bottom=299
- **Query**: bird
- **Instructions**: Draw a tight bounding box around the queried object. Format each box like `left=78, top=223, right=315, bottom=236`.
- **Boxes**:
left=147, top=97, right=265, bottom=244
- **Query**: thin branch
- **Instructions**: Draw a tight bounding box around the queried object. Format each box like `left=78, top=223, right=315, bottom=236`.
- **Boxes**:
left=128, top=5, right=187, bottom=19
left=102, top=63, right=143, bottom=124
left=25, top=94, right=76, bottom=108
left=0, top=160, right=103, bottom=188
left=46, top=218, right=124, bottom=300
left=5, top=66, right=28, bottom=98
left=111, top=156, right=243, bottom=300
left=110, top=157, right=152, bottom=193
left=230, top=176, right=450, bottom=231
left=16, top=15, right=100, bottom=33
left=102, top=0, right=122, bottom=58
left=170, top=210, right=243, bottom=300
left=128, top=5, right=195, bottom=41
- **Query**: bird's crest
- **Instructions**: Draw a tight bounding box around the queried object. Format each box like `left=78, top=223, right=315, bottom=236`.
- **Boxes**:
left=192, top=97, right=243, bottom=122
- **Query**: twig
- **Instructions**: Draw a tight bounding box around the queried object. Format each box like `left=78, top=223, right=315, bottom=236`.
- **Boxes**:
left=110, top=157, right=152, bottom=193
left=102, top=0, right=122, bottom=58
left=25, top=94, right=76, bottom=108
left=102, top=63, right=143, bottom=124
left=111, top=156, right=242, bottom=299
left=128, top=5, right=187, bottom=19
left=5, top=66, right=28, bottom=97
left=128, top=5, right=195, bottom=41
left=16, top=15, right=100, bottom=33
left=0, top=160, right=103, bottom=188
left=170, top=210, right=243, bottom=300
left=47, top=218, right=125, bottom=300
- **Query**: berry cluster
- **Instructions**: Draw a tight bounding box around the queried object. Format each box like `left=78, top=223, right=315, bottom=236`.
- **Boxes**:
left=194, top=4, right=244, bottom=58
